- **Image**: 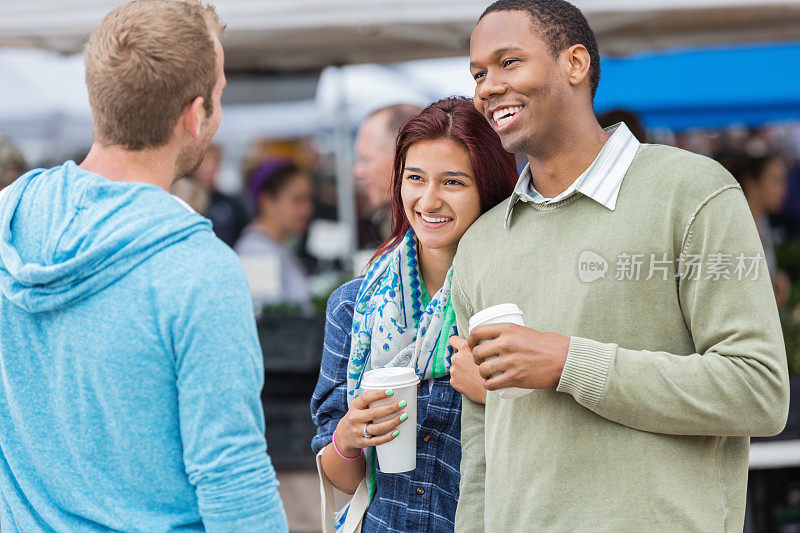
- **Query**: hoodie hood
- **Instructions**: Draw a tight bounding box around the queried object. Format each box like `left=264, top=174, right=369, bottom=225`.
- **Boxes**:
left=0, top=161, right=211, bottom=313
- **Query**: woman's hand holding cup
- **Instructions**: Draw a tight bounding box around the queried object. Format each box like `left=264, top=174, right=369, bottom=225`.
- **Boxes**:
left=448, top=335, right=487, bottom=404
left=334, top=390, right=408, bottom=458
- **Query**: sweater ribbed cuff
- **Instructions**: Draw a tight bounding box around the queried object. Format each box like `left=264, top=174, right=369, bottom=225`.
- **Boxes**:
left=556, top=336, right=615, bottom=410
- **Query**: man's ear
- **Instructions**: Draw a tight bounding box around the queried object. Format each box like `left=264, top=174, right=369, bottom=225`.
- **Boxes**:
left=565, top=44, right=591, bottom=88
left=181, top=96, right=206, bottom=140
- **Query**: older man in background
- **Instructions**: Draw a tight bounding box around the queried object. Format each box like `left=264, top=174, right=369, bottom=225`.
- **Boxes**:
left=352, top=103, right=421, bottom=248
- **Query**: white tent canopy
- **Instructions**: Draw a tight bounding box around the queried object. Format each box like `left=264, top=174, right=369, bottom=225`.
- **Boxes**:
left=3, top=0, right=800, bottom=262
left=0, top=51, right=473, bottom=147
left=2, top=0, right=800, bottom=71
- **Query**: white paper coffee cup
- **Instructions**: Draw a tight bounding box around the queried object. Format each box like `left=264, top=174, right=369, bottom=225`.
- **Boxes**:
left=361, top=367, right=420, bottom=473
left=469, top=303, right=532, bottom=400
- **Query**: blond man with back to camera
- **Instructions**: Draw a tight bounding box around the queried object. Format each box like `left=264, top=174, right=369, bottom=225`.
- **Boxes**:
left=0, top=1, right=288, bottom=531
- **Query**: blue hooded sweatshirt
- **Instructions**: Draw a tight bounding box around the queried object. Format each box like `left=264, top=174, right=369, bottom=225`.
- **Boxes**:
left=0, top=162, right=288, bottom=532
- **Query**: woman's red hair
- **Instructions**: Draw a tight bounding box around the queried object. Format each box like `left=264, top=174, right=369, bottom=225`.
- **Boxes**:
left=372, top=96, right=518, bottom=262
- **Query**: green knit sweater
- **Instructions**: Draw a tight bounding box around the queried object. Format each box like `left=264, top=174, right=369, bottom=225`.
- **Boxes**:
left=451, top=144, right=790, bottom=532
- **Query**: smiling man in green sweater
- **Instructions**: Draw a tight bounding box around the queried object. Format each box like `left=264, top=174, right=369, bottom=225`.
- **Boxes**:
left=447, top=1, right=791, bottom=531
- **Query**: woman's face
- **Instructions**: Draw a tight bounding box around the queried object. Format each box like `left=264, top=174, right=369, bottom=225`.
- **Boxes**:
left=263, top=173, right=314, bottom=236
left=401, top=138, right=482, bottom=257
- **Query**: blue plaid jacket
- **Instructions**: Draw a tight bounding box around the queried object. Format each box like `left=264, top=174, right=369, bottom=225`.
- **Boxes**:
left=311, top=277, right=462, bottom=532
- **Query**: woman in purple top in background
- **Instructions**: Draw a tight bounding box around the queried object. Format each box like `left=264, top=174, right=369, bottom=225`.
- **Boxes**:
left=235, top=159, right=314, bottom=311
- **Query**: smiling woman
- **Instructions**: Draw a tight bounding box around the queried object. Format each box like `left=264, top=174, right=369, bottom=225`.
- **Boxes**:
left=401, top=138, right=481, bottom=294
left=311, top=96, right=518, bottom=532
left=376, top=96, right=519, bottom=263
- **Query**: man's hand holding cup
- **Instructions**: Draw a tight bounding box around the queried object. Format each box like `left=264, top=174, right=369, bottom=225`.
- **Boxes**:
left=467, top=323, right=571, bottom=391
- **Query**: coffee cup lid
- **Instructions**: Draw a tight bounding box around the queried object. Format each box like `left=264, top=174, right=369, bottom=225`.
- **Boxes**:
left=361, top=367, right=420, bottom=389
left=469, top=303, right=523, bottom=333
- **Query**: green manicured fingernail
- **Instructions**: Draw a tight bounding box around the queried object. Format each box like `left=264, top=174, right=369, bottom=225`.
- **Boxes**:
left=400, top=413, right=408, bottom=421
left=398, top=400, right=407, bottom=408
left=385, top=389, right=394, bottom=396
left=392, top=430, right=400, bottom=437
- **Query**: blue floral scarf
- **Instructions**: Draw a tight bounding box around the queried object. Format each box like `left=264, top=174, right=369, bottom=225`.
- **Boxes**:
left=347, top=229, right=456, bottom=398
left=339, top=229, right=456, bottom=528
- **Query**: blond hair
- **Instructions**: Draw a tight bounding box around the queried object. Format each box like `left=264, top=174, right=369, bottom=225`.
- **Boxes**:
left=84, top=0, right=225, bottom=150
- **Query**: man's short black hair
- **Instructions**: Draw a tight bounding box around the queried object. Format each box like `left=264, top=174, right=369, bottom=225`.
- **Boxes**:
left=480, top=0, right=601, bottom=98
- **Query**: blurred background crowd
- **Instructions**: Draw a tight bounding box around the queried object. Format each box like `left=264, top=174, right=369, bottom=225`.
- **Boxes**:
left=2, top=1, right=800, bottom=531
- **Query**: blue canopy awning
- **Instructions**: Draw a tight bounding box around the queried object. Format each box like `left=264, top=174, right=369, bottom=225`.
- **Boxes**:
left=595, top=41, right=800, bottom=131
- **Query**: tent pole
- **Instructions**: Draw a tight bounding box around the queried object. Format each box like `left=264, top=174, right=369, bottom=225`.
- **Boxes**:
left=333, top=65, right=356, bottom=270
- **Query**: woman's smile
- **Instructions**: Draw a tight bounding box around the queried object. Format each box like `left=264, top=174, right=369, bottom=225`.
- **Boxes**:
left=416, top=211, right=454, bottom=228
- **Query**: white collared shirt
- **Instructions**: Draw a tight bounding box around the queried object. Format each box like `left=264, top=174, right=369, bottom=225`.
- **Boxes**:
left=504, top=122, right=640, bottom=228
